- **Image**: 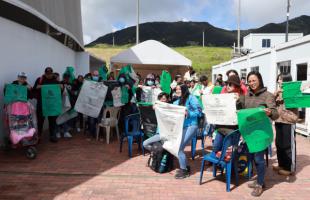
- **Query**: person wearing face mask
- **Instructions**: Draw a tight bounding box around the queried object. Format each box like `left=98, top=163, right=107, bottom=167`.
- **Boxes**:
left=91, top=70, right=102, bottom=82
left=244, top=71, right=279, bottom=197
left=173, top=84, right=202, bottom=179
left=136, top=73, right=156, bottom=102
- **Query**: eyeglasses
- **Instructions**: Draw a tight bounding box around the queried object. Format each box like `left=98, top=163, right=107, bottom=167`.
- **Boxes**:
left=226, top=83, right=235, bottom=87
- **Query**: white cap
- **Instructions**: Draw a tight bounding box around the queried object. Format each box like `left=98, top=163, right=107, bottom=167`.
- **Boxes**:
left=18, top=72, right=27, bottom=78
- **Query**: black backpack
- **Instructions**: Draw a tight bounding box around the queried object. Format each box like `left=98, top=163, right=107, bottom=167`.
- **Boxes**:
left=147, top=142, right=174, bottom=173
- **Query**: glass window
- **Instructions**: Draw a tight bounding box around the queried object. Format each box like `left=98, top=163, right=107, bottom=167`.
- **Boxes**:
left=262, top=39, right=271, bottom=48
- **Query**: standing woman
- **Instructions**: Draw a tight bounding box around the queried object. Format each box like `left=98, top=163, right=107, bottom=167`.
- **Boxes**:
left=173, top=85, right=202, bottom=179
left=244, top=71, right=279, bottom=197
left=273, top=73, right=298, bottom=176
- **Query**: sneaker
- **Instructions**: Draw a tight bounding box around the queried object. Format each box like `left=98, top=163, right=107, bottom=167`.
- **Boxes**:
left=77, top=128, right=81, bottom=132
left=248, top=180, right=265, bottom=189
left=251, top=185, right=264, bottom=197
left=278, top=169, right=292, bottom=176
left=272, top=165, right=283, bottom=171
left=56, top=132, right=61, bottom=139
left=64, top=132, right=72, bottom=138
left=175, top=169, right=190, bottom=179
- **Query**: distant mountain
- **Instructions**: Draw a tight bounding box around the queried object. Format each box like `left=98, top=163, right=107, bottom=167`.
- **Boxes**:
left=86, top=15, right=310, bottom=47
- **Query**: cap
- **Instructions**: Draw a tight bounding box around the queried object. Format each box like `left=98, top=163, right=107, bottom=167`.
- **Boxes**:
left=18, top=72, right=27, bottom=78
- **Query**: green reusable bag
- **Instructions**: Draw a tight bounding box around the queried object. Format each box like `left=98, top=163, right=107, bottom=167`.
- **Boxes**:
left=4, top=84, right=27, bottom=104
left=160, top=70, right=172, bottom=94
left=121, top=86, right=129, bottom=104
left=282, top=81, right=310, bottom=108
left=212, top=86, right=223, bottom=94
left=237, top=107, right=273, bottom=153
left=99, top=64, right=108, bottom=81
left=63, top=66, right=75, bottom=84
left=41, top=85, right=62, bottom=116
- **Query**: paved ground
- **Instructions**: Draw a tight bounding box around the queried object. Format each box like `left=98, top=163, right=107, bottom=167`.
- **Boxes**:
left=0, top=131, right=310, bottom=200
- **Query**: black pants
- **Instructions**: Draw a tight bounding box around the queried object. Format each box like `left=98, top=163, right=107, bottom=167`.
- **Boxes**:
left=36, top=106, right=57, bottom=139
left=275, top=122, right=296, bottom=172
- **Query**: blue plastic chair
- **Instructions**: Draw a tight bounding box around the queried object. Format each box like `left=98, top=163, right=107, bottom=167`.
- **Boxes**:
left=191, top=123, right=214, bottom=160
left=199, top=130, right=241, bottom=192
left=119, top=113, right=144, bottom=158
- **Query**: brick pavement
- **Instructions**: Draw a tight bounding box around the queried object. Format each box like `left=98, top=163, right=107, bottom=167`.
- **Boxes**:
left=0, top=131, right=309, bottom=200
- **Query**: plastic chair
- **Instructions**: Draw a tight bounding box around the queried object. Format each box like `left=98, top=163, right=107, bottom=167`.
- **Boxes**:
left=119, top=113, right=144, bottom=158
left=199, top=130, right=241, bottom=192
left=191, top=121, right=214, bottom=160
left=96, top=107, right=120, bottom=144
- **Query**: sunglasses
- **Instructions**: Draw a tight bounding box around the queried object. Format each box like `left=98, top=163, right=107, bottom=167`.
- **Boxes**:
left=226, top=83, right=235, bottom=87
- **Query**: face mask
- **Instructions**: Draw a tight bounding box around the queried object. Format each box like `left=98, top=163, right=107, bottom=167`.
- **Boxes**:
left=92, top=76, right=99, bottom=81
left=119, top=77, right=125, bottom=83
left=155, top=81, right=159, bottom=85
left=147, top=80, right=154, bottom=86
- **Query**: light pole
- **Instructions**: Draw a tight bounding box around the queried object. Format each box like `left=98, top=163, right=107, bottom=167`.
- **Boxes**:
left=285, top=0, right=291, bottom=42
left=136, top=0, right=140, bottom=44
left=237, top=0, right=241, bottom=54
left=202, top=31, right=205, bottom=48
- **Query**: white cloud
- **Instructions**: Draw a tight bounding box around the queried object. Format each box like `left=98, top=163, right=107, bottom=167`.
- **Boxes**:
left=81, top=0, right=210, bottom=44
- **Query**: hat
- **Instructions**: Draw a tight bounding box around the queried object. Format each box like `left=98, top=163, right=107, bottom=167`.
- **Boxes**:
left=225, top=75, right=241, bottom=87
left=18, top=72, right=27, bottom=78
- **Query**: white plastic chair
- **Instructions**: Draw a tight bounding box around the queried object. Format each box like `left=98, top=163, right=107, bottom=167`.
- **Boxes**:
left=96, top=107, right=120, bottom=144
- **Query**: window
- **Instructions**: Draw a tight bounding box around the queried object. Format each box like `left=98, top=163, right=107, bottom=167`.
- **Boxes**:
left=297, top=63, right=308, bottom=81
left=262, top=39, right=271, bottom=48
left=251, top=66, right=259, bottom=72
left=240, top=68, right=247, bottom=79
left=277, top=61, right=291, bottom=74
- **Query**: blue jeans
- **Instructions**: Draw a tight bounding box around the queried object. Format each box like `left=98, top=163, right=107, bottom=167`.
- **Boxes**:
left=213, top=131, right=225, bottom=152
left=253, top=150, right=266, bottom=185
left=143, top=134, right=161, bottom=151
left=178, top=125, right=198, bottom=170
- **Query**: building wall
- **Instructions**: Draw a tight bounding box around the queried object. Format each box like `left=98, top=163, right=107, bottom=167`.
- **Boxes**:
left=0, top=16, right=88, bottom=143
left=243, top=33, right=303, bottom=52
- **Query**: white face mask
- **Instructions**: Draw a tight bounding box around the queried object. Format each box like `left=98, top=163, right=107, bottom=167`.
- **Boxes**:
left=147, top=80, right=154, bottom=86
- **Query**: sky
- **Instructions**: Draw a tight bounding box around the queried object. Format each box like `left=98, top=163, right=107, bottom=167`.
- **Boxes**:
left=81, top=0, right=310, bottom=44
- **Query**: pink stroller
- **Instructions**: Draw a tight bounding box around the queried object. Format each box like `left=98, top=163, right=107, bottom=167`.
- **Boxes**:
left=4, top=101, right=39, bottom=159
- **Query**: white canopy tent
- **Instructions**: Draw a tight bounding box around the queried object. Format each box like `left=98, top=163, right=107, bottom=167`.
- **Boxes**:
left=110, top=40, right=192, bottom=78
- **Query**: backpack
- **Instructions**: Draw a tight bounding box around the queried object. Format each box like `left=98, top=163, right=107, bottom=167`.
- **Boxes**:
left=147, top=142, right=174, bottom=173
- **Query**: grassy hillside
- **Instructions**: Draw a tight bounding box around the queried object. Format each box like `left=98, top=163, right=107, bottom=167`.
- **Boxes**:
left=86, top=44, right=231, bottom=77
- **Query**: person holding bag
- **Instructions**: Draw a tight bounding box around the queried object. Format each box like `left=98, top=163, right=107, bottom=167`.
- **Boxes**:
left=273, top=73, right=299, bottom=176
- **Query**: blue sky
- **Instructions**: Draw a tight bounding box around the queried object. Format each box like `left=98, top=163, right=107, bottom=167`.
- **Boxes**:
left=82, top=0, right=310, bottom=44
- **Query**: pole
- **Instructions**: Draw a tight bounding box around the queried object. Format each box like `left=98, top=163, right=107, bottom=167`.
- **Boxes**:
left=136, top=0, right=140, bottom=44
left=202, top=31, right=205, bottom=47
left=113, top=34, right=115, bottom=47
left=237, top=0, right=241, bottom=54
left=285, top=0, right=290, bottom=42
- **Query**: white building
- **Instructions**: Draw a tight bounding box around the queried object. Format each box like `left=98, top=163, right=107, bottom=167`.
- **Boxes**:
left=0, top=0, right=104, bottom=144
left=243, top=33, right=303, bottom=53
left=212, top=34, right=310, bottom=137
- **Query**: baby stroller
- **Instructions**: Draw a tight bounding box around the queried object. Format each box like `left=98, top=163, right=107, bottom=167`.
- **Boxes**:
left=4, top=101, right=39, bottom=159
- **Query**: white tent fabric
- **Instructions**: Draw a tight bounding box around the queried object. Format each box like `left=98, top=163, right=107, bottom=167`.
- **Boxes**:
left=110, top=40, right=192, bottom=66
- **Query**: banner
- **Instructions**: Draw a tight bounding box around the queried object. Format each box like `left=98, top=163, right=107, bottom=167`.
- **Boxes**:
left=155, top=101, right=186, bottom=158
left=4, top=84, right=28, bottom=104
left=41, top=85, right=62, bottom=116
left=237, top=107, right=273, bottom=153
left=160, top=71, right=172, bottom=94
left=111, top=87, right=124, bottom=107
left=141, top=86, right=162, bottom=104
left=56, top=89, right=75, bottom=125
left=74, top=80, right=108, bottom=118
left=282, top=81, right=310, bottom=108
left=202, top=93, right=238, bottom=125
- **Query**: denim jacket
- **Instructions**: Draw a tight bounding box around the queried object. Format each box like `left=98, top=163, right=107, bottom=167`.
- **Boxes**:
left=173, top=95, right=202, bottom=128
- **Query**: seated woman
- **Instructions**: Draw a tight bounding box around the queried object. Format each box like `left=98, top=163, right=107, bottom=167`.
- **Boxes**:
left=212, top=75, right=244, bottom=154
left=143, top=92, right=169, bottom=151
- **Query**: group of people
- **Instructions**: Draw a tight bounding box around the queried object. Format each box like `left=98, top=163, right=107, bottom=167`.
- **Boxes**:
left=141, top=67, right=298, bottom=197
left=7, top=65, right=298, bottom=197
